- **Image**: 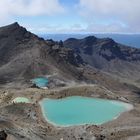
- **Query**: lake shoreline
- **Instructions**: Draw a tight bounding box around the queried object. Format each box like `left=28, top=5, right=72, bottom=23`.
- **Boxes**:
left=39, top=96, right=134, bottom=127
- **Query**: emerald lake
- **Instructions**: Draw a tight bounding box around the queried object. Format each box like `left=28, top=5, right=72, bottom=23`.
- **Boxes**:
left=40, top=96, right=133, bottom=126
left=32, top=78, right=49, bottom=88
left=13, top=97, right=30, bottom=103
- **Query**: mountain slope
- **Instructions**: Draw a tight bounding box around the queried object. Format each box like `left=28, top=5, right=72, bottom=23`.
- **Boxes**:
left=0, top=23, right=84, bottom=86
left=0, top=23, right=139, bottom=91
left=64, top=36, right=140, bottom=83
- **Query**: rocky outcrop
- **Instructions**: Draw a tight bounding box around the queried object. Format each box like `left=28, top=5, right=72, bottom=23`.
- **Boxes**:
left=0, top=131, right=7, bottom=140
left=46, top=39, right=84, bottom=66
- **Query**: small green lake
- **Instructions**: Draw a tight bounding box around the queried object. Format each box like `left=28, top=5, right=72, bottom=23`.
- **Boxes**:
left=40, top=96, right=133, bottom=126
left=13, top=97, right=30, bottom=103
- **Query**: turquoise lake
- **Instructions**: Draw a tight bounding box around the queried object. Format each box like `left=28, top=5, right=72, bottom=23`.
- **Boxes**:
left=40, top=96, right=133, bottom=126
left=32, top=78, right=48, bottom=88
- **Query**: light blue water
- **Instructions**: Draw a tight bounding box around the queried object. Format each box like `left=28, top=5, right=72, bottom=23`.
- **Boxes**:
left=40, top=96, right=132, bottom=126
left=32, top=78, right=48, bottom=88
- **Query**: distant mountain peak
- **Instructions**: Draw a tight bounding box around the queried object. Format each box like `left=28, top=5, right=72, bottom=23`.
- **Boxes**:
left=64, top=35, right=140, bottom=63
left=0, top=22, right=22, bottom=31
left=0, top=22, right=38, bottom=42
left=84, top=36, right=97, bottom=40
left=10, top=22, right=20, bottom=27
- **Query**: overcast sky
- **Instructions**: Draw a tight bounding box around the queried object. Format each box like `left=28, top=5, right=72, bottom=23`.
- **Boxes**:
left=0, top=0, right=140, bottom=34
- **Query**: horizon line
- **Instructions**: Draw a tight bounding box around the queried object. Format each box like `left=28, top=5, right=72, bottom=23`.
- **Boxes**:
left=37, top=32, right=140, bottom=35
